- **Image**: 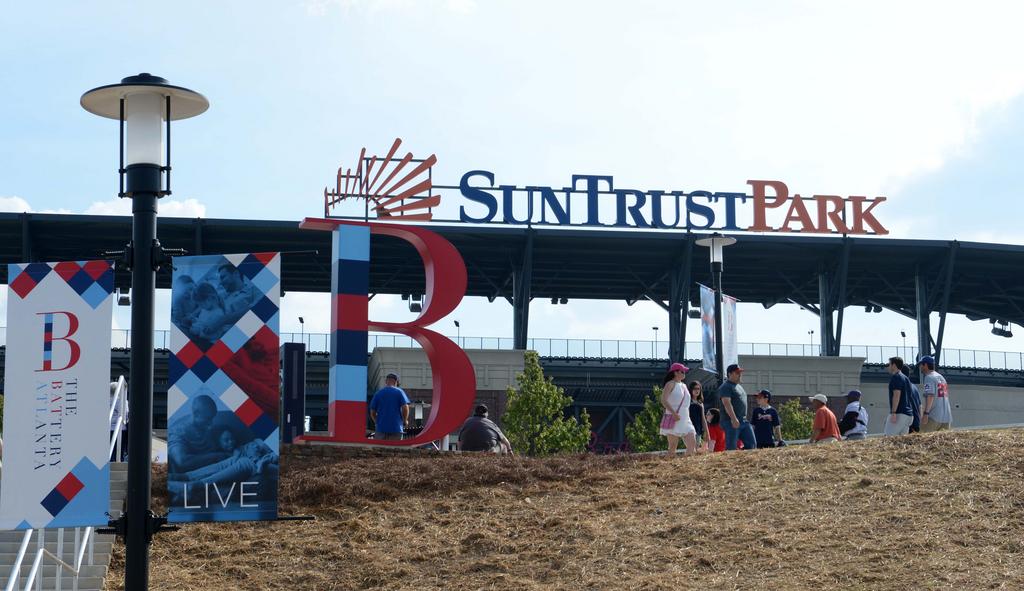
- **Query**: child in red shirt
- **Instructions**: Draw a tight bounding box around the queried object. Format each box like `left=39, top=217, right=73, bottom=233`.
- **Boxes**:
left=705, top=408, right=726, bottom=452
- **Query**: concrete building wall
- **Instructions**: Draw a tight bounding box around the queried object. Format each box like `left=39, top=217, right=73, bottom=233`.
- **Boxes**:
left=738, top=354, right=1024, bottom=434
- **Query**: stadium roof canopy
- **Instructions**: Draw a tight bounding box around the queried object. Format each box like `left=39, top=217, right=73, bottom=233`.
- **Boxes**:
left=3, top=212, right=1022, bottom=358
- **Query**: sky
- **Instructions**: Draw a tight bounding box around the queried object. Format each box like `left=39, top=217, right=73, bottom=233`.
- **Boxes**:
left=2, top=0, right=1024, bottom=359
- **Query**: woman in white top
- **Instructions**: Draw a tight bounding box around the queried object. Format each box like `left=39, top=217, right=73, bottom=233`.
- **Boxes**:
left=659, top=362, right=698, bottom=455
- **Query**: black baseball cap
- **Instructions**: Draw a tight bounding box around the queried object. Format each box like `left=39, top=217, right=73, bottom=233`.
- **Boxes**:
left=727, top=363, right=744, bottom=374
left=756, top=389, right=772, bottom=401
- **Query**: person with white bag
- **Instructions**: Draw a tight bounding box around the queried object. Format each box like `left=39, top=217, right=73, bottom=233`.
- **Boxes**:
left=658, top=362, right=699, bottom=456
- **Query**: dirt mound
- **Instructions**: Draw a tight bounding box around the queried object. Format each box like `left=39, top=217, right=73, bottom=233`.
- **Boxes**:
left=107, top=430, right=1024, bottom=590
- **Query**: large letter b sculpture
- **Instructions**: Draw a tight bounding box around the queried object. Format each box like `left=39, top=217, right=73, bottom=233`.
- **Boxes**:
left=298, top=219, right=476, bottom=446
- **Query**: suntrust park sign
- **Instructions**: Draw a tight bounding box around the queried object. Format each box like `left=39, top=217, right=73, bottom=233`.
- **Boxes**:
left=456, top=174, right=887, bottom=235
left=323, top=138, right=888, bottom=235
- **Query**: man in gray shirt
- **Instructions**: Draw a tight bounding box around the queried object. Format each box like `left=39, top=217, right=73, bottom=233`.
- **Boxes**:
left=717, top=364, right=756, bottom=450
left=918, top=356, right=952, bottom=431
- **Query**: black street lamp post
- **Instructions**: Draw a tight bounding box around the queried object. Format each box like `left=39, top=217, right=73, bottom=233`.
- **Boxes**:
left=695, top=233, right=736, bottom=382
left=81, top=73, right=208, bottom=591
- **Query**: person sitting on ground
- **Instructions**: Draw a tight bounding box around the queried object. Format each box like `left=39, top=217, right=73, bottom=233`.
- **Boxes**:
left=751, top=389, right=783, bottom=448
left=809, top=394, right=841, bottom=443
left=838, top=390, right=869, bottom=441
left=458, top=404, right=513, bottom=454
left=705, top=408, right=726, bottom=452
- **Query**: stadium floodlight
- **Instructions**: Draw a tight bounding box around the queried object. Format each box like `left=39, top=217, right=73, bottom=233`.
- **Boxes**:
left=992, top=320, right=1013, bottom=338
left=81, top=73, right=208, bottom=591
left=408, top=294, right=423, bottom=313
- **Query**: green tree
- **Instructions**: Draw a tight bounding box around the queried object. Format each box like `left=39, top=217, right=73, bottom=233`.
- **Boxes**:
left=778, top=398, right=813, bottom=440
left=625, top=386, right=667, bottom=452
left=502, top=351, right=592, bottom=456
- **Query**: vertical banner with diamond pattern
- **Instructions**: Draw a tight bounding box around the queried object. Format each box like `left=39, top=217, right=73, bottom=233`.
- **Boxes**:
left=699, top=283, right=739, bottom=374
left=0, top=260, right=113, bottom=530
left=166, top=253, right=280, bottom=523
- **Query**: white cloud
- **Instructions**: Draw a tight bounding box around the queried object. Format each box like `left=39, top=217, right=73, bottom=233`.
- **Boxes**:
left=83, top=197, right=206, bottom=218
left=0, top=196, right=32, bottom=213
left=445, top=0, right=476, bottom=14
left=0, top=195, right=206, bottom=218
left=157, top=198, right=207, bottom=218
left=301, top=0, right=475, bottom=16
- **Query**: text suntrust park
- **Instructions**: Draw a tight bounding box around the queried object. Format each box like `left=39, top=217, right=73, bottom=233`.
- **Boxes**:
left=457, top=172, right=887, bottom=235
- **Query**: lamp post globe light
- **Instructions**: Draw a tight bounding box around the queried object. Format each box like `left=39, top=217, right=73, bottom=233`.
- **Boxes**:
left=695, top=233, right=736, bottom=382
left=81, top=73, right=208, bottom=591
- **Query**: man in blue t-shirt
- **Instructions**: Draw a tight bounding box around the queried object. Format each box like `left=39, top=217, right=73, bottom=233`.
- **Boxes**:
left=884, top=357, right=914, bottom=436
left=751, top=390, right=782, bottom=448
left=369, top=372, right=410, bottom=440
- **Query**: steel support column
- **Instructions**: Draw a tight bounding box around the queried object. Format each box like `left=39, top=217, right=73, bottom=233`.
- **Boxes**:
left=512, top=230, right=534, bottom=350
left=816, top=239, right=850, bottom=356
left=192, top=217, right=204, bottom=255
left=934, top=241, right=958, bottom=364
left=915, top=269, right=932, bottom=359
left=818, top=270, right=834, bottom=356
left=20, top=212, right=32, bottom=262
left=668, top=238, right=693, bottom=362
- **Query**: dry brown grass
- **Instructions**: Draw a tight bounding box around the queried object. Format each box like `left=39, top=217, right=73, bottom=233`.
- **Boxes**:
left=105, top=430, right=1024, bottom=590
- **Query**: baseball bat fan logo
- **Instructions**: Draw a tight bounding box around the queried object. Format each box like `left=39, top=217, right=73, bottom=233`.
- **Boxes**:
left=324, top=138, right=439, bottom=221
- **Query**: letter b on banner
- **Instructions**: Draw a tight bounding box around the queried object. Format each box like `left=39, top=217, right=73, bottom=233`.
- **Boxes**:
left=36, top=311, right=81, bottom=372
left=301, top=220, right=476, bottom=446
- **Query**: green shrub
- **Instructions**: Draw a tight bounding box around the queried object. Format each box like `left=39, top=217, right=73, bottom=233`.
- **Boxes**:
left=503, top=351, right=592, bottom=456
left=778, top=398, right=813, bottom=440
left=625, top=386, right=667, bottom=452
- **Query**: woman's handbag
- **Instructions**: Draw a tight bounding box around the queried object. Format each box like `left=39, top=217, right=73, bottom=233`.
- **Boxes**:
left=660, top=389, right=686, bottom=430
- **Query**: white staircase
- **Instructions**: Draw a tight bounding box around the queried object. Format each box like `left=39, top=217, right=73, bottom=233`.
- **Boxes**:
left=0, top=461, right=127, bottom=591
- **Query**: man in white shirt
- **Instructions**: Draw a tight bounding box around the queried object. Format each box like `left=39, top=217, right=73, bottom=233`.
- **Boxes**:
left=838, top=389, right=869, bottom=440
left=918, top=356, right=952, bottom=432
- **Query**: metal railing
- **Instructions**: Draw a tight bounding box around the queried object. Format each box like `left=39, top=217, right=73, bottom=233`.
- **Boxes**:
left=3, top=377, right=124, bottom=591
left=276, top=333, right=1024, bottom=370
left=1, top=326, right=1020, bottom=371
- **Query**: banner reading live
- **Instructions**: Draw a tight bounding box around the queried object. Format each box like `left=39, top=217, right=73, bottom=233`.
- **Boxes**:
left=0, top=260, right=113, bottom=530
left=166, top=253, right=280, bottom=523
left=700, top=283, right=738, bottom=374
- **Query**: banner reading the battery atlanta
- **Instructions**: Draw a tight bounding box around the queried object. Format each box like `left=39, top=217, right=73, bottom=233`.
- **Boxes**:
left=699, top=283, right=738, bottom=373
left=0, top=260, right=113, bottom=530
left=166, top=253, right=280, bottom=523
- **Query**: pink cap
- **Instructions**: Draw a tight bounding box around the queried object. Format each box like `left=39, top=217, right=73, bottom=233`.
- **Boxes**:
left=669, top=362, right=688, bottom=373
